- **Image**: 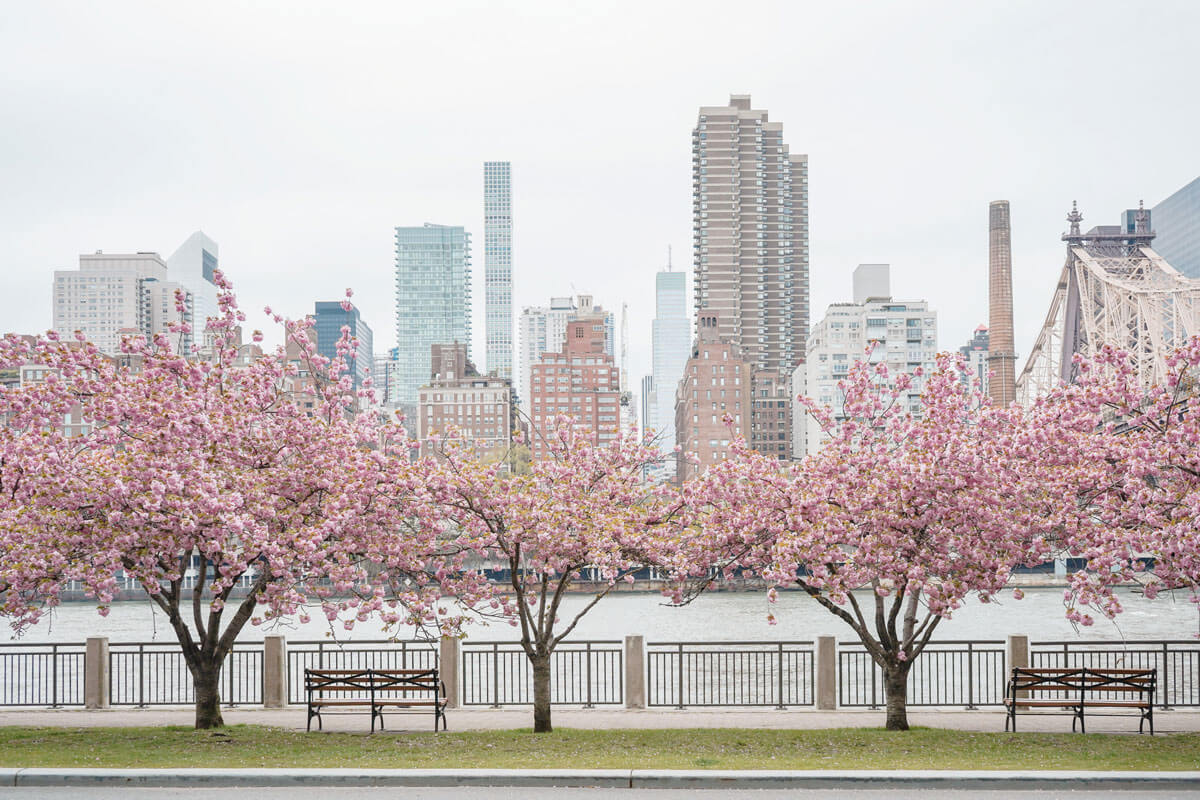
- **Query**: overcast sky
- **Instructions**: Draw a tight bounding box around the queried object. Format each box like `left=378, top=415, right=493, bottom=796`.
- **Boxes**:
left=2, top=0, right=1198, bottom=394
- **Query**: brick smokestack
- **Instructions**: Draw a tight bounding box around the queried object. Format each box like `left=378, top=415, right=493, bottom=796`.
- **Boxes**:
left=988, top=201, right=1017, bottom=405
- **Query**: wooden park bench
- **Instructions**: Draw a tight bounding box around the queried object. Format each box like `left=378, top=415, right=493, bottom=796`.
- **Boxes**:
left=1004, top=667, right=1156, bottom=734
left=304, top=668, right=447, bottom=732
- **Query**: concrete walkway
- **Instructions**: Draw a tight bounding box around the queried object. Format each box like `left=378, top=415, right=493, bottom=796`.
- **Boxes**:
left=2, top=706, right=1198, bottom=734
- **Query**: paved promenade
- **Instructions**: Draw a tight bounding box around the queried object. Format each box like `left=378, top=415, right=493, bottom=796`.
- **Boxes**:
left=2, top=706, right=1198, bottom=734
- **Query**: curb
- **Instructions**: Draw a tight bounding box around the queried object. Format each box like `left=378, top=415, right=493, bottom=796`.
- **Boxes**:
left=2, top=768, right=1200, bottom=789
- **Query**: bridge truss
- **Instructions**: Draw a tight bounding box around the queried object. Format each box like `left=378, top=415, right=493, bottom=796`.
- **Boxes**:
left=1015, top=204, right=1200, bottom=405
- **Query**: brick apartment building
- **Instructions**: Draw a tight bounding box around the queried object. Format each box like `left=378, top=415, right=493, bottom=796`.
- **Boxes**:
left=528, top=319, right=621, bottom=460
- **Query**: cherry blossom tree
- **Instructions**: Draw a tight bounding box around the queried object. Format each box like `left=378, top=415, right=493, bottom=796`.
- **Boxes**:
left=421, top=419, right=677, bottom=733
left=681, top=353, right=1102, bottom=730
left=1053, top=339, right=1200, bottom=623
left=0, top=279, right=481, bottom=728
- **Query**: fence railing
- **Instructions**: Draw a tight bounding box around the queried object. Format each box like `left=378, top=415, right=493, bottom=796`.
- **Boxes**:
left=647, top=641, right=814, bottom=708
left=1, top=636, right=1196, bottom=710
left=460, top=640, right=623, bottom=706
left=286, top=639, right=439, bottom=705
left=108, top=642, right=263, bottom=707
left=0, top=643, right=87, bottom=707
left=838, top=640, right=1007, bottom=709
left=1031, top=640, right=1200, bottom=709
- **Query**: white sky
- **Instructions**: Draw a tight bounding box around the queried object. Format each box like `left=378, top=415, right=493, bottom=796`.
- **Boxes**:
left=2, top=0, right=1198, bottom=395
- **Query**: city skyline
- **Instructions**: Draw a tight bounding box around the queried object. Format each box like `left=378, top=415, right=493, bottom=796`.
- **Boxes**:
left=2, top=2, right=1199, bottom=405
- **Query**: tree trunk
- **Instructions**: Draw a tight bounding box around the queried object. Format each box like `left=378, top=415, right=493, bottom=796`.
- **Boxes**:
left=531, top=654, right=552, bottom=733
left=883, top=664, right=910, bottom=731
left=192, top=663, right=225, bottom=729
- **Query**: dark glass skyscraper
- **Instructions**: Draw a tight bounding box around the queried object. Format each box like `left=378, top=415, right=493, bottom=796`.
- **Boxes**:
left=313, top=301, right=373, bottom=389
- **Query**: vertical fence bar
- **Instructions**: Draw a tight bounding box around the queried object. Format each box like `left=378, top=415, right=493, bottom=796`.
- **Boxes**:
left=50, top=645, right=60, bottom=709
left=675, top=644, right=685, bottom=709
left=775, top=643, right=785, bottom=710
left=584, top=642, right=594, bottom=709
left=490, top=644, right=501, bottom=708
left=966, top=642, right=976, bottom=710
left=1161, top=641, right=1172, bottom=710
left=137, top=644, right=146, bottom=708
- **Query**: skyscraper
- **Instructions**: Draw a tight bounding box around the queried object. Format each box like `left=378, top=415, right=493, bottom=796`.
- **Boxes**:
left=484, top=161, right=514, bottom=380
left=313, top=301, right=373, bottom=389
left=167, top=231, right=220, bottom=336
left=1151, top=176, right=1200, bottom=279
left=692, top=95, right=809, bottom=374
left=650, top=265, right=689, bottom=469
left=394, top=223, right=471, bottom=407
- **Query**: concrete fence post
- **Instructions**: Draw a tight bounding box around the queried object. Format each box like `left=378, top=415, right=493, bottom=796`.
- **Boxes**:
left=262, top=635, right=287, bottom=708
left=1007, top=634, right=1029, bottom=698
left=439, top=636, right=460, bottom=709
left=816, top=636, right=836, bottom=710
left=84, top=636, right=110, bottom=709
left=624, top=635, right=646, bottom=709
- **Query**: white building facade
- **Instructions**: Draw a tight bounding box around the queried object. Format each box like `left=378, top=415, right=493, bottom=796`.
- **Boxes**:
left=804, top=265, right=937, bottom=455
left=53, top=251, right=192, bottom=354
left=484, top=161, right=514, bottom=380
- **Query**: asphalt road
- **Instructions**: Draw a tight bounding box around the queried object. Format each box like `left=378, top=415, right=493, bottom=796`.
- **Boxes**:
left=4, top=790, right=1200, bottom=799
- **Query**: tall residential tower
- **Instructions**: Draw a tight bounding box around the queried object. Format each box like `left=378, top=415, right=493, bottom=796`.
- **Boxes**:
left=484, top=162, right=514, bottom=381
left=692, top=95, right=809, bottom=374
left=394, top=223, right=471, bottom=407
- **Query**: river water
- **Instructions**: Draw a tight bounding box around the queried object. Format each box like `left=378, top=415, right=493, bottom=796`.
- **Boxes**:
left=5, top=587, right=1198, bottom=644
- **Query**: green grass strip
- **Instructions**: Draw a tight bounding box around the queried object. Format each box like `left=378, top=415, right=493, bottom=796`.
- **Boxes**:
left=1, top=726, right=1198, bottom=771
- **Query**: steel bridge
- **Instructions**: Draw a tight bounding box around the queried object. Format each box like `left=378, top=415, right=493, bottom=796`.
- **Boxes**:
left=1015, top=202, right=1200, bottom=404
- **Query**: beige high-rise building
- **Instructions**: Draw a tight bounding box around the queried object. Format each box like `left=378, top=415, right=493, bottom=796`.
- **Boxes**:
left=692, top=94, right=809, bottom=375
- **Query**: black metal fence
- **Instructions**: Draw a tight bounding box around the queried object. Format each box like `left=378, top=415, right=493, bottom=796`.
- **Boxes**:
left=460, top=640, right=623, bottom=706
left=109, top=642, right=263, bottom=706
left=1031, top=640, right=1200, bottom=708
left=838, top=640, right=1007, bottom=709
left=647, top=641, right=814, bottom=708
left=0, top=643, right=86, bottom=707
left=286, top=640, right=439, bottom=705
left=1, top=637, right=1196, bottom=710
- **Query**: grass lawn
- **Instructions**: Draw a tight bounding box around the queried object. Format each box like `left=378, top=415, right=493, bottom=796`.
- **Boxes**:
left=0, top=726, right=1197, bottom=771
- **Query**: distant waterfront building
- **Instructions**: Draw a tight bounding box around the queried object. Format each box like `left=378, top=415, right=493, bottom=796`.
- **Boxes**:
left=417, top=342, right=513, bottom=459
left=394, top=223, right=472, bottom=406
left=804, top=264, right=937, bottom=455
left=692, top=94, right=810, bottom=376
left=959, top=325, right=990, bottom=396
left=650, top=268, right=690, bottom=473
left=528, top=319, right=620, bottom=461
left=166, top=231, right=220, bottom=338
left=313, top=301, right=373, bottom=389
left=484, top=162, right=514, bottom=380
left=675, top=311, right=751, bottom=482
left=53, top=251, right=192, bottom=354
left=1151, top=176, right=1200, bottom=279
left=517, top=295, right=614, bottom=421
